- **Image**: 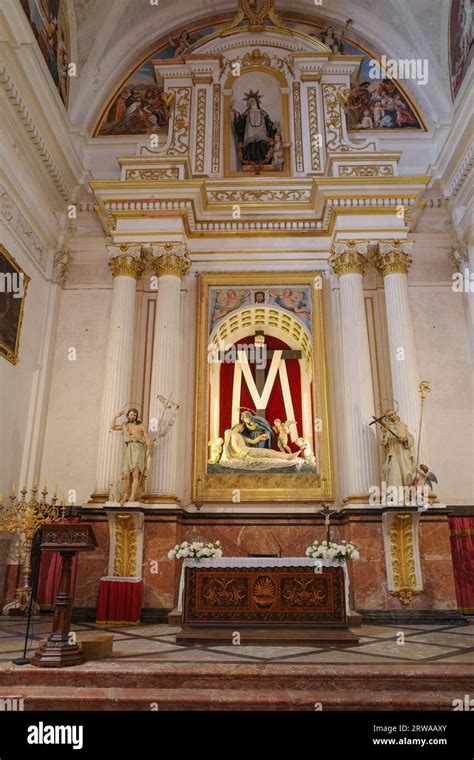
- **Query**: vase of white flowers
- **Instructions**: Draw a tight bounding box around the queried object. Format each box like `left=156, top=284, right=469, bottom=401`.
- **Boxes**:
left=168, top=540, right=223, bottom=560
left=305, top=540, right=359, bottom=562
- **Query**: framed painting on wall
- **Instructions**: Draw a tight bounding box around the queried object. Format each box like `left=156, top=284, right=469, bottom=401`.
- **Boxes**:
left=193, top=272, right=333, bottom=504
left=0, top=245, right=30, bottom=365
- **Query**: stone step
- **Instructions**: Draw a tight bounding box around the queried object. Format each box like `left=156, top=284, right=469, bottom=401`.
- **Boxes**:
left=0, top=685, right=465, bottom=711
left=0, top=663, right=472, bottom=693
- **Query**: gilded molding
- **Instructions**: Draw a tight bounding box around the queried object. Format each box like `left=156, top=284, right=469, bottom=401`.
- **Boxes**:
left=113, top=514, right=138, bottom=577
left=207, top=189, right=310, bottom=203
left=329, top=240, right=369, bottom=276
left=292, top=82, right=304, bottom=173
left=108, top=244, right=147, bottom=279
left=307, top=86, right=321, bottom=171
left=212, top=84, right=221, bottom=173
left=374, top=240, right=413, bottom=276
left=125, top=168, right=179, bottom=181
left=167, top=87, right=192, bottom=155
left=195, top=89, right=207, bottom=173
left=339, top=165, right=394, bottom=178
left=389, top=513, right=420, bottom=606
left=151, top=243, right=191, bottom=278
left=322, top=84, right=351, bottom=153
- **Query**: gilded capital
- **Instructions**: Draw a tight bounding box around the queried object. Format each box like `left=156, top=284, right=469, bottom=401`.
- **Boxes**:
left=374, top=240, right=413, bottom=276
left=329, top=240, right=369, bottom=277
left=107, top=244, right=147, bottom=280
left=151, top=243, right=191, bottom=279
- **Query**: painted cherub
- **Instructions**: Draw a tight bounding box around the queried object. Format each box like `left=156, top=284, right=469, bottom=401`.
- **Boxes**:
left=272, top=289, right=311, bottom=317
left=213, top=290, right=250, bottom=320
left=273, top=419, right=297, bottom=454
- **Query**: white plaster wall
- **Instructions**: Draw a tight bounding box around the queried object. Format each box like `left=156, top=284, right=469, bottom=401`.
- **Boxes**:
left=0, top=222, right=55, bottom=496
left=41, top=287, right=111, bottom=505
left=408, top=230, right=474, bottom=505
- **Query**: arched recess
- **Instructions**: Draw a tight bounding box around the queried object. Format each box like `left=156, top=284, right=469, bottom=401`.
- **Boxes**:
left=208, top=306, right=316, bottom=450
left=75, top=0, right=443, bottom=139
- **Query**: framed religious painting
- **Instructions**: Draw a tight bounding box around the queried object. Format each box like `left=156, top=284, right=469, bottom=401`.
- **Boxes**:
left=193, top=272, right=334, bottom=503
left=0, top=245, right=30, bottom=365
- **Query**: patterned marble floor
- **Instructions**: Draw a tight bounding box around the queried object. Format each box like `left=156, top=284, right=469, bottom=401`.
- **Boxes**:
left=0, top=616, right=473, bottom=666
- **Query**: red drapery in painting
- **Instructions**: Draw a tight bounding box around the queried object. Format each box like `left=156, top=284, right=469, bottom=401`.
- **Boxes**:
left=218, top=335, right=304, bottom=452
left=448, top=516, right=474, bottom=614
left=36, top=518, right=79, bottom=610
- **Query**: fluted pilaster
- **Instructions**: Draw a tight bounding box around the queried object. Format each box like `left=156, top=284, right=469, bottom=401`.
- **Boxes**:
left=374, top=240, right=426, bottom=462
left=147, top=244, right=191, bottom=499
left=329, top=241, right=378, bottom=500
left=94, top=245, right=146, bottom=497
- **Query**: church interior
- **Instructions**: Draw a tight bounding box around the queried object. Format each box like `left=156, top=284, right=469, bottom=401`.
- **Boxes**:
left=0, top=0, right=473, bottom=723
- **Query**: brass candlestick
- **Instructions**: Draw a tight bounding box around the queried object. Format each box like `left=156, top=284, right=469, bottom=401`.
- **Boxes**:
left=0, top=483, right=63, bottom=616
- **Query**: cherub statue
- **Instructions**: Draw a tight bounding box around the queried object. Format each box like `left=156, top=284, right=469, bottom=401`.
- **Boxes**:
left=409, top=464, right=438, bottom=491
left=273, top=418, right=297, bottom=454
left=296, top=437, right=317, bottom=467
left=208, top=438, right=224, bottom=464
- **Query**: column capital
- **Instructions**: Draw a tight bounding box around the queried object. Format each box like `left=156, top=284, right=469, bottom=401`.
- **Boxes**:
left=329, top=240, right=369, bottom=277
left=151, top=242, right=191, bottom=279
left=374, top=239, right=414, bottom=276
left=107, top=244, right=147, bottom=279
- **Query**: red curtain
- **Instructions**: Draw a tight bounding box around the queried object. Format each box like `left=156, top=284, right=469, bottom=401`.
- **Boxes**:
left=448, top=516, right=474, bottom=614
left=96, top=578, right=143, bottom=625
left=36, top=518, right=79, bottom=610
left=219, top=336, right=303, bottom=452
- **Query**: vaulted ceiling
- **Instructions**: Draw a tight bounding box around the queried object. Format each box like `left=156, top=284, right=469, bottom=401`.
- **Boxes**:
left=65, top=0, right=454, bottom=132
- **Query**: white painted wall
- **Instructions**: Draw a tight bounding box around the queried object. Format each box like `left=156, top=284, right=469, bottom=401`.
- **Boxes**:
left=0, top=221, right=58, bottom=497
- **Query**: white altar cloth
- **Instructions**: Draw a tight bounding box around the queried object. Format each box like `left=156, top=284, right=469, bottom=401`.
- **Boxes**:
left=177, top=557, right=351, bottom=615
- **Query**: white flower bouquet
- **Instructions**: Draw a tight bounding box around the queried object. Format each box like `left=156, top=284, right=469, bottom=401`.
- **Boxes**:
left=305, top=540, right=360, bottom=562
left=167, top=540, right=223, bottom=560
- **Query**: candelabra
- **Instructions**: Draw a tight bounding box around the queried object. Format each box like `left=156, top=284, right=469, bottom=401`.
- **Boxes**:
left=0, top=483, right=64, bottom=616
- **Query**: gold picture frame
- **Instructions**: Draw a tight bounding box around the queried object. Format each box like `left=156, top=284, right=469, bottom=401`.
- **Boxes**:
left=192, top=271, right=334, bottom=504
left=0, top=245, right=30, bottom=365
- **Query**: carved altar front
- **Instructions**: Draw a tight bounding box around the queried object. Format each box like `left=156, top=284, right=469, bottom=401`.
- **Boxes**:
left=176, top=558, right=358, bottom=645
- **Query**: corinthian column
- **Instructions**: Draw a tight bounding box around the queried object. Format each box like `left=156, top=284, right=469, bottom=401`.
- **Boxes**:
left=329, top=241, right=378, bottom=501
left=146, top=244, right=191, bottom=501
left=93, top=245, right=146, bottom=499
left=374, top=240, right=426, bottom=462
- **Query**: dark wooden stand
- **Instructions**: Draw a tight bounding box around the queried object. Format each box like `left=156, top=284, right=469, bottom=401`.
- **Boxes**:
left=32, top=523, right=97, bottom=668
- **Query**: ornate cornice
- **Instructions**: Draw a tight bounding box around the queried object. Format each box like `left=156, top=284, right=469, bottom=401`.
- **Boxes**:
left=0, top=184, right=47, bottom=271
left=0, top=64, right=70, bottom=200
left=374, top=240, right=414, bottom=276
left=443, top=143, right=473, bottom=201
left=329, top=240, right=369, bottom=276
left=449, top=245, right=468, bottom=273
left=151, top=243, right=191, bottom=279
left=53, top=246, right=72, bottom=287
left=107, top=244, right=147, bottom=279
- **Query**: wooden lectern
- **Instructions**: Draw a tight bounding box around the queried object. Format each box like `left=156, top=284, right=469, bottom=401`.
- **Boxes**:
left=32, top=523, right=97, bottom=668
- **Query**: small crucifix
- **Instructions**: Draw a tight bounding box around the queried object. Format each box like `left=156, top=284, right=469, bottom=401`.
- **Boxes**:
left=317, top=503, right=338, bottom=544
